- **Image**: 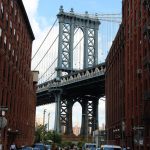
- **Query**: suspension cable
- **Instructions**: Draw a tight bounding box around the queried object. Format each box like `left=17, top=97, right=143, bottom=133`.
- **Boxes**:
left=38, top=57, right=57, bottom=81
left=73, top=36, right=84, bottom=50
left=99, top=18, right=121, bottom=23
left=38, top=28, right=83, bottom=82
left=31, top=19, right=58, bottom=60
left=45, top=71, right=56, bottom=82
left=37, top=28, right=81, bottom=80
left=33, top=34, right=59, bottom=70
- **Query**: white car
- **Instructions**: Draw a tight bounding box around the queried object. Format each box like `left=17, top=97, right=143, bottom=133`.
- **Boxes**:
left=100, top=145, right=122, bottom=150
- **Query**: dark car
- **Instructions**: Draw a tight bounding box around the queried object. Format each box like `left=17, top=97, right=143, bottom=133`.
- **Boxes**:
left=33, top=143, right=47, bottom=150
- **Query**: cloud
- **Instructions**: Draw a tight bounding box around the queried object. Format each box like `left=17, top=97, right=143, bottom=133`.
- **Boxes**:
left=22, top=0, right=39, bottom=19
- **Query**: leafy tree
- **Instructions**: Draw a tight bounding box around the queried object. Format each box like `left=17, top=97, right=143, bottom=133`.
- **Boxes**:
left=34, top=125, right=62, bottom=144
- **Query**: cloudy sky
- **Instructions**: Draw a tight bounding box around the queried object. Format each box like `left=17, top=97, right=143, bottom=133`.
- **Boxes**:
left=22, top=0, right=122, bottom=130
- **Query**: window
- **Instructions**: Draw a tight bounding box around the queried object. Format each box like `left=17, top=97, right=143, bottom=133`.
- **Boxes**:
left=0, top=27, right=2, bottom=37
left=6, top=13, right=8, bottom=29
left=12, top=50, right=14, bottom=56
left=9, top=43, right=11, bottom=50
left=14, top=28, right=16, bottom=36
left=0, top=3, right=3, bottom=13
left=4, top=35, right=6, bottom=44
left=6, top=12, right=8, bottom=20
left=17, top=35, right=19, bottom=41
left=14, top=9, right=17, bottom=16
left=11, top=0, right=13, bottom=8
left=10, top=20, right=12, bottom=34
left=0, top=2, right=3, bottom=19
left=4, top=35, right=7, bottom=49
left=0, top=27, right=2, bottom=46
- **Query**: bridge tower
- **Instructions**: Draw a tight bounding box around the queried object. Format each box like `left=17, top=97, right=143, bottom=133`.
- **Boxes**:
left=56, top=5, right=100, bottom=77
left=53, top=6, right=101, bottom=139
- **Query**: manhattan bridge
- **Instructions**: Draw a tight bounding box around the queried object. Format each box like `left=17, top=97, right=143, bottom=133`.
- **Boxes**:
left=33, top=6, right=121, bottom=139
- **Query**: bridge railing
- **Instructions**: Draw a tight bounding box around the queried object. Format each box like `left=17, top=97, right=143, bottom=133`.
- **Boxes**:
left=37, top=64, right=106, bottom=93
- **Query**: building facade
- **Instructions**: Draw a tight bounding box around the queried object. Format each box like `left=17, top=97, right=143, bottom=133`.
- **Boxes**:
left=105, top=24, right=125, bottom=146
left=0, top=0, right=36, bottom=149
left=123, top=0, right=150, bottom=149
left=106, top=0, right=150, bottom=149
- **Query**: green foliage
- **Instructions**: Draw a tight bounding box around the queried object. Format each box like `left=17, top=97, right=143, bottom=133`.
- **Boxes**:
left=34, top=125, right=62, bottom=144
left=77, top=141, right=85, bottom=148
left=61, top=141, right=72, bottom=147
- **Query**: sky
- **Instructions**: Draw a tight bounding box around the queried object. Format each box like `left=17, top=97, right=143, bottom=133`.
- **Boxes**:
left=22, top=0, right=122, bottom=130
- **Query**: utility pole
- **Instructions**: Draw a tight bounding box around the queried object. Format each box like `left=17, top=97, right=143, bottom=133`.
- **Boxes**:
left=42, top=109, right=46, bottom=143
left=48, top=113, right=50, bottom=131
left=43, top=109, right=46, bottom=126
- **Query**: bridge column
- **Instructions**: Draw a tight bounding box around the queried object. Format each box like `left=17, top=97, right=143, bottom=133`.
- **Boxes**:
left=94, top=28, right=99, bottom=65
left=80, top=100, right=88, bottom=139
left=69, top=19, right=74, bottom=70
left=57, top=6, right=64, bottom=78
left=84, top=26, right=89, bottom=69
left=54, top=90, right=62, bottom=133
left=65, top=100, right=73, bottom=135
left=92, top=99, right=99, bottom=132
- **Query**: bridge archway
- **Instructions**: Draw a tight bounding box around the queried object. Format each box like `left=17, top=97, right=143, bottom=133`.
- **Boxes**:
left=73, top=28, right=84, bottom=70
left=72, top=102, right=82, bottom=136
left=56, top=6, right=100, bottom=77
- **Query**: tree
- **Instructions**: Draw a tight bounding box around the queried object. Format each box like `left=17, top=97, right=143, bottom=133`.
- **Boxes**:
left=34, top=125, right=62, bottom=144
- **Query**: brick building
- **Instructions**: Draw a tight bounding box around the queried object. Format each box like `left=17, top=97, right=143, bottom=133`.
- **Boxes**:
left=106, top=0, right=150, bottom=149
left=105, top=24, right=125, bottom=146
left=123, top=0, right=150, bottom=149
left=0, top=0, right=36, bottom=149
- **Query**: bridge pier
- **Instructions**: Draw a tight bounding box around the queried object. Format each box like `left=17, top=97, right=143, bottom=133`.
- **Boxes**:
left=66, top=100, right=73, bottom=135
left=80, top=100, right=88, bottom=138
left=80, top=97, right=99, bottom=139
left=53, top=89, right=62, bottom=133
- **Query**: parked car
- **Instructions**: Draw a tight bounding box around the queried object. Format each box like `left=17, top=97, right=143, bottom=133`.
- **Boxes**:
left=33, top=148, right=40, bottom=150
left=33, top=143, right=47, bottom=150
left=100, top=145, right=122, bottom=150
left=82, top=143, right=97, bottom=150
left=21, top=146, right=34, bottom=150
left=45, top=144, right=51, bottom=150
